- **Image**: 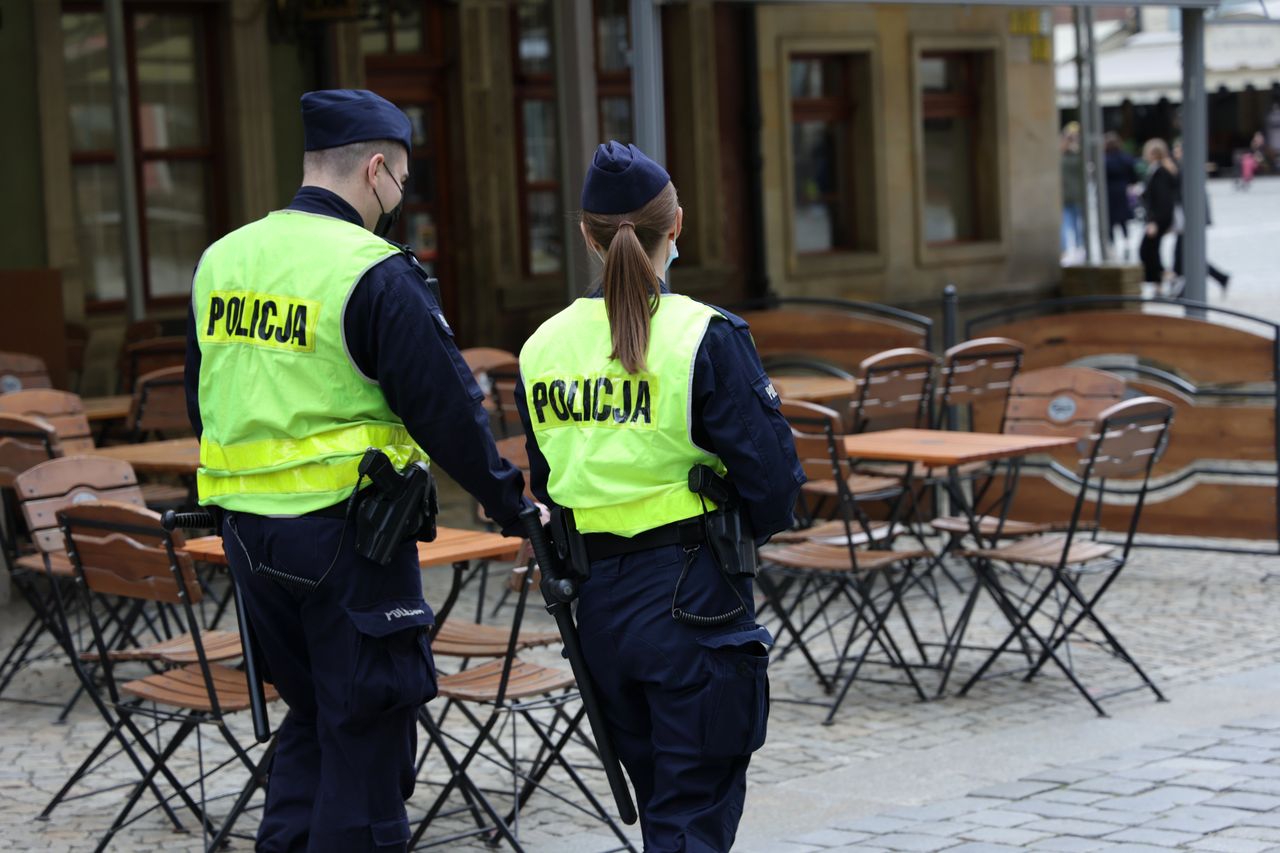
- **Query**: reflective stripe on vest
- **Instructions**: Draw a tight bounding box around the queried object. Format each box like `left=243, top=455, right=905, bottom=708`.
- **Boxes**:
left=520, top=294, right=727, bottom=537
left=193, top=210, right=428, bottom=515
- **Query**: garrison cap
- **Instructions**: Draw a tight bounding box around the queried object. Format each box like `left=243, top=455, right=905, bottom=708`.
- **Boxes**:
left=581, top=141, right=671, bottom=215
left=301, top=89, right=413, bottom=154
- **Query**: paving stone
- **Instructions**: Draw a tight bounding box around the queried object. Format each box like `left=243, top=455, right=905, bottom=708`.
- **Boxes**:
left=1186, top=839, right=1274, bottom=853
left=1236, top=778, right=1280, bottom=796
left=959, top=825, right=1052, bottom=846
left=1178, top=772, right=1257, bottom=791
left=1115, top=764, right=1192, bottom=782
left=830, top=815, right=918, bottom=834
left=1019, top=818, right=1128, bottom=838
left=887, top=799, right=1007, bottom=821
left=1028, top=838, right=1117, bottom=852
left=1103, top=826, right=1202, bottom=846
left=793, top=828, right=873, bottom=848
left=1206, top=792, right=1280, bottom=812
left=1040, top=789, right=1111, bottom=806
left=963, top=809, right=1039, bottom=828
left=1222, top=828, right=1280, bottom=844
left=1144, top=805, right=1257, bottom=834
left=971, top=780, right=1060, bottom=800
left=871, top=832, right=962, bottom=852
left=1196, top=746, right=1280, bottom=763
left=1070, top=777, right=1155, bottom=796
left=942, top=845, right=1022, bottom=853
left=1027, top=767, right=1101, bottom=785
left=1097, top=785, right=1218, bottom=812
left=1005, top=799, right=1095, bottom=819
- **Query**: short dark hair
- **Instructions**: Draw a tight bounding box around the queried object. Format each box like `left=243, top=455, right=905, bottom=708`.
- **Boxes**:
left=302, top=139, right=405, bottom=178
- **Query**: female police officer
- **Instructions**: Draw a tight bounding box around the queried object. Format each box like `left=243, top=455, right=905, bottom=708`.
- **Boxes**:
left=514, top=142, right=804, bottom=852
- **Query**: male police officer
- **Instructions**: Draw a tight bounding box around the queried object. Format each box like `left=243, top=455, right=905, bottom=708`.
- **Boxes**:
left=184, top=90, right=529, bottom=852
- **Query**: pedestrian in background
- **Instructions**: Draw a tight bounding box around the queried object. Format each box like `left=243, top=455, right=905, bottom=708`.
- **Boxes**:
left=1060, top=122, right=1085, bottom=261
left=1104, top=132, right=1139, bottom=260
left=1172, top=139, right=1230, bottom=294
left=1139, top=138, right=1179, bottom=288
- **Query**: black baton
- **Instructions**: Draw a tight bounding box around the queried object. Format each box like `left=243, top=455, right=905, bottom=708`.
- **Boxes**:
left=163, top=510, right=272, bottom=744
left=518, top=507, right=637, bottom=825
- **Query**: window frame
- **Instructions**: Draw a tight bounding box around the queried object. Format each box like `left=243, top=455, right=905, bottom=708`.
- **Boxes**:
left=64, top=0, right=226, bottom=313
left=593, top=0, right=633, bottom=143
left=511, top=1, right=562, bottom=279
left=910, top=36, right=1008, bottom=267
left=778, top=37, right=885, bottom=280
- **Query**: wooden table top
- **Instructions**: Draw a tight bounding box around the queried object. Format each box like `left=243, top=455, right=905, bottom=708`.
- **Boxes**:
left=771, top=375, right=858, bottom=403
left=82, top=395, right=132, bottom=422
left=183, top=525, right=523, bottom=570
left=841, top=429, right=1076, bottom=467
left=88, top=437, right=199, bottom=475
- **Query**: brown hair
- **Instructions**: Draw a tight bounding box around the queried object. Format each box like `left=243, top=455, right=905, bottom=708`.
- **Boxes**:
left=581, top=183, right=679, bottom=374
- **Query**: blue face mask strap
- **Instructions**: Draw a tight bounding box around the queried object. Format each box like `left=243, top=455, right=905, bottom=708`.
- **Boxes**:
left=665, top=239, right=679, bottom=273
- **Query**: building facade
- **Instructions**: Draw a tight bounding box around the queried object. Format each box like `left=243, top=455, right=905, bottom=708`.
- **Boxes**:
left=0, top=1, right=1062, bottom=394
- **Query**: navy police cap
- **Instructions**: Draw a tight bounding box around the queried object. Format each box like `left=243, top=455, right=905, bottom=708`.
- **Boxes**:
left=301, top=89, right=413, bottom=155
left=581, top=141, right=671, bottom=215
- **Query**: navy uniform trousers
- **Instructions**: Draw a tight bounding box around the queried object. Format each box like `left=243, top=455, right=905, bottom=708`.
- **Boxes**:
left=576, top=543, right=772, bottom=853
left=222, top=512, right=437, bottom=853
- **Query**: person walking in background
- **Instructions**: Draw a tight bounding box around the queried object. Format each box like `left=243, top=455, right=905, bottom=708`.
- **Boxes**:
left=1172, top=139, right=1230, bottom=294
left=1139, top=138, right=1179, bottom=289
left=1060, top=122, right=1085, bottom=261
left=1104, top=133, right=1139, bottom=260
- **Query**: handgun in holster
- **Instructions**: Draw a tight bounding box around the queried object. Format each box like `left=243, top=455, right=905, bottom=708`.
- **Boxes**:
left=688, top=464, right=758, bottom=578
left=354, top=448, right=439, bottom=566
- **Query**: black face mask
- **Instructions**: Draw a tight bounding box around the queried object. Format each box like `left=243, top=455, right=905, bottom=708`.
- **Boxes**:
left=372, top=162, right=405, bottom=239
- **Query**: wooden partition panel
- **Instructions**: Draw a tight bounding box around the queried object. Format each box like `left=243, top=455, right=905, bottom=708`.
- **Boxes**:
left=0, top=270, right=67, bottom=389
left=969, top=303, right=1278, bottom=545
left=737, top=301, right=930, bottom=374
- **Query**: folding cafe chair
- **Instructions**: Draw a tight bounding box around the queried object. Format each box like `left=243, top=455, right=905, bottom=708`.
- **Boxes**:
left=411, top=560, right=635, bottom=851
left=956, top=397, right=1175, bottom=716
left=0, top=386, right=190, bottom=511
left=758, top=405, right=931, bottom=725
left=0, top=350, right=53, bottom=394
left=51, top=501, right=275, bottom=851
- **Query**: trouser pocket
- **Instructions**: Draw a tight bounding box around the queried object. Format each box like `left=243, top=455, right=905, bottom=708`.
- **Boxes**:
left=697, top=623, right=773, bottom=758
left=344, top=599, right=438, bottom=721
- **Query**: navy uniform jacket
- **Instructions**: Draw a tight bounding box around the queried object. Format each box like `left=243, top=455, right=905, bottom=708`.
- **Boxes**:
left=514, top=292, right=805, bottom=542
left=184, top=186, right=529, bottom=534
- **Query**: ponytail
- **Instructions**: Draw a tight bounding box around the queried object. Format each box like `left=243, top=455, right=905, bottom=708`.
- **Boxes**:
left=602, top=222, right=660, bottom=373
left=581, top=183, right=679, bottom=375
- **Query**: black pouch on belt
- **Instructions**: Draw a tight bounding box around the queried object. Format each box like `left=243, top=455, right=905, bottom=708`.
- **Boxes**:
left=689, top=465, right=758, bottom=578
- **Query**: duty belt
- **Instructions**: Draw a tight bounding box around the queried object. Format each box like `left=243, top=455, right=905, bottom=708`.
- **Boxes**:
left=581, top=517, right=707, bottom=562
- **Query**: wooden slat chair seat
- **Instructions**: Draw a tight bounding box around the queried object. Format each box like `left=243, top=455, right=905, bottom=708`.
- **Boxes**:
left=411, top=553, right=632, bottom=850
left=930, top=515, right=1054, bottom=539
left=15, top=457, right=230, bottom=667
left=0, top=390, right=95, bottom=454
left=802, top=472, right=903, bottom=500
left=122, top=662, right=278, bottom=713
left=80, top=630, right=243, bottom=665
left=956, top=397, right=1176, bottom=716
left=49, top=500, right=275, bottom=848
left=0, top=351, right=53, bottom=394
left=435, top=658, right=575, bottom=703
left=431, top=621, right=559, bottom=658
left=929, top=366, right=1129, bottom=546
left=966, top=534, right=1116, bottom=568
left=762, top=542, right=931, bottom=574
left=771, top=519, right=895, bottom=546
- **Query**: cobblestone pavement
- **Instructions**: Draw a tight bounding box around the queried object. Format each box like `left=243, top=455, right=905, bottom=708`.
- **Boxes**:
left=0, top=525, right=1277, bottom=850
left=768, top=713, right=1280, bottom=853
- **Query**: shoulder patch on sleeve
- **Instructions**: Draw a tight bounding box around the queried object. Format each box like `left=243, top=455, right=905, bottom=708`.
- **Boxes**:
left=433, top=311, right=453, bottom=337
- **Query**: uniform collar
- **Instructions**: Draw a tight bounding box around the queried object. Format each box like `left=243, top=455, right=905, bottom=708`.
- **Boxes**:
left=586, top=281, right=671, bottom=299
left=288, top=186, right=364, bottom=228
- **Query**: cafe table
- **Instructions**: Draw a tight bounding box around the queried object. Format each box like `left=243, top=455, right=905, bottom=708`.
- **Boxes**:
left=839, top=428, right=1076, bottom=695
left=770, top=375, right=857, bottom=403
left=82, top=394, right=132, bottom=423
left=87, top=437, right=199, bottom=476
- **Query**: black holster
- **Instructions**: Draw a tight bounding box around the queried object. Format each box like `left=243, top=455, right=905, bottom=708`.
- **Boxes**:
left=354, top=448, right=439, bottom=566
left=689, top=465, right=758, bottom=578
left=549, top=505, right=591, bottom=582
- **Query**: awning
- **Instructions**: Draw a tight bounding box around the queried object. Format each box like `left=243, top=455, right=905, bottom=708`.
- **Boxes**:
left=1057, top=23, right=1280, bottom=106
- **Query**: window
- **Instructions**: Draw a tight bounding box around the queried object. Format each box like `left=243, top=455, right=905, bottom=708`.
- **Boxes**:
left=594, top=0, right=632, bottom=142
left=63, top=5, right=221, bottom=307
left=513, top=1, right=563, bottom=276
left=787, top=52, right=875, bottom=257
left=919, top=51, right=997, bottom=245
left=359, top=1, right=426, bottom=56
